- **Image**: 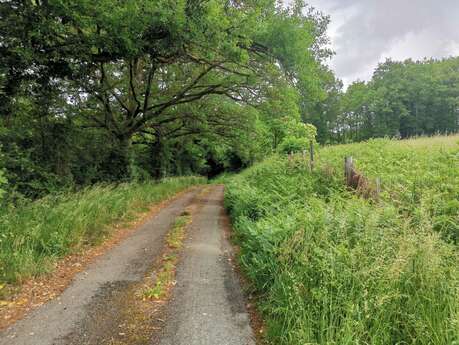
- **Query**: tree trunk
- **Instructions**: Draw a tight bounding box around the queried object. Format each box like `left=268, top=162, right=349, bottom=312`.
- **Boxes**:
left=150, top=134, right=171, bottom=180
left=109, top=136, right=132, bottom=181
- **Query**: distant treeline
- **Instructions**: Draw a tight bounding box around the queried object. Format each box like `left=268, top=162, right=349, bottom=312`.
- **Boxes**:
left=308, top=57, right=459, bottom=143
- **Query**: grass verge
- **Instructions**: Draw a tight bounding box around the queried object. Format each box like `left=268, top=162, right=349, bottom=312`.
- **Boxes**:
left=0, top=176, right=204, bottom=286
left=225, top=137, right=459, bottom=345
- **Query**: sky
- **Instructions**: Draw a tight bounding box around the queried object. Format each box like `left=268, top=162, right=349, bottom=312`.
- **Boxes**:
left=302, top=0, right=459, bottom=86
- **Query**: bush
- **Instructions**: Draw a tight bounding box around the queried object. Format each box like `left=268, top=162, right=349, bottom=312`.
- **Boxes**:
left=278, top=136, right=310, bottom=154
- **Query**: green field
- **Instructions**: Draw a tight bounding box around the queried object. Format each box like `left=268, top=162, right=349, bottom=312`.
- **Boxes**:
left=225, top=135, right=459, bottom=345
left=320, top=136, right=459, bottom=243
left=0, top=177, right=204, bottom=285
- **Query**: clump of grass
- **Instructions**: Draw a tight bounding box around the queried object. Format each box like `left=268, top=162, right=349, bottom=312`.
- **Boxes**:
left=143, top=261, right=176, bottom=300
left=0, top=177, right=204, bottom=284
left=143, top=214, right=191, bottom=300
left=166, top=213, right=189, bottom=249
left=225, top=136, right=459, bottom=345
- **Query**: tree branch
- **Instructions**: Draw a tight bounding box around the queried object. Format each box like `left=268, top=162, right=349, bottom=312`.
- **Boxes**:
left=142, top=60, right=156, bottom=115
left=128, top=60, right=141, bottom=115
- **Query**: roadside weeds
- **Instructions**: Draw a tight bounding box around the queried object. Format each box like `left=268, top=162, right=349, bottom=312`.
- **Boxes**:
left=0, top=187, right=199, bottom=331
left=219, top=188, right=267, bottom=345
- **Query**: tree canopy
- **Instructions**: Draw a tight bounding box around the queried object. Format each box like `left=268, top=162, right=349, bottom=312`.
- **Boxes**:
left=2, top=1, right=458, bottom=201
left=314, top=58, right=459, bottom=144
left=0, top=0, right=330, bottom=199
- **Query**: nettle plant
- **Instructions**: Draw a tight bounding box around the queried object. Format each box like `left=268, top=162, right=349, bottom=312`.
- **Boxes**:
left=0, top=144, right=6, bottom=201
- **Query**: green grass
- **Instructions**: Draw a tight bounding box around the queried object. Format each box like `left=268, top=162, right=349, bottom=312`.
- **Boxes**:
left=143, top=214, right=190, bottom=300
left=0, top=177, right=204, bottom=285
left=318, top=135, right=459, bottom=243
left=225, top=136, right=459, bottom=345
left=209, top=172, right=237, bottom=185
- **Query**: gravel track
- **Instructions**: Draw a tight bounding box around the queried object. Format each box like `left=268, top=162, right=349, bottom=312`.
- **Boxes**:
left=0, top=189, right=198, bottom=345
left=0, top=186, right=255, bottom=345
left=152, top=185, right=255, bottom=345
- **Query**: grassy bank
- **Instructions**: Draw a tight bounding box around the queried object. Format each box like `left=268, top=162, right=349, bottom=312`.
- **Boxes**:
left=225, top=136, right=459, bottom=345
left=0, top=177, right=204, bottom=284
left=318, top=135, right=459, bottom=243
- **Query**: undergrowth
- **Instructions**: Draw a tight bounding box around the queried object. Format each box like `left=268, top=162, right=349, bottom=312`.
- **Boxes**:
left=319, top=135, right=459, bottom=243
left=225, top=136, right=459, bottom=345
left=0, top=177, right=204, bottom=285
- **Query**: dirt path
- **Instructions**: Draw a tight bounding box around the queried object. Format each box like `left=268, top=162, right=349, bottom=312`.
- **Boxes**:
left=152, top=185, right=255, bottom=345
left=0, top=185, right=255, bottom=345
left=0, top=189, right=198, bottom=345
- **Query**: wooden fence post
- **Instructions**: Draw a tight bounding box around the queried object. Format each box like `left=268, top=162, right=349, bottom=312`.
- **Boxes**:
left=375, top=177, right=381, bottom=200
left=309, top=141, right=314, bottom=171
left=344, top=156, right=354, bottom=185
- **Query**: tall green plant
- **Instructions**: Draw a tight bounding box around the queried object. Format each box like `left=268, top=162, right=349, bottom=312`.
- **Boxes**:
left=225, top=137, right=459, bottom=345
left=0, top=169, right=6, bottom=201
left=0, top=177, right=204, bottom=284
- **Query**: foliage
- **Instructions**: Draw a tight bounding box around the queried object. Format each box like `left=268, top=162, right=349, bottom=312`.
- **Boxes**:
left=225, top=136, right=459, bottom=345
left=318, top=135, right=459, bottom=244
left=257, top=83, right=303, bottom=149
left=302, top=69, right=342, bottom=144
left=278, top=120, right=317, bottom=154
left=333, top=58, right=459, bottom=143
left=0, top=146, right=6, bottom=202
left=305, top=57, right=459, bottom=145
left=286, top=119, right=317, bottom=140
left=0, top=0, right=330, bottom=196
left=278, top=136, right=310, bottom=154
left=0, top=169, right=6, bottom=202
left=0, top=176, right=204, bottom=284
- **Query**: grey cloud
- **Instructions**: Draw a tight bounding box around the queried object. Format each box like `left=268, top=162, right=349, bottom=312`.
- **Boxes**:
left=304, top=0, right=459, bottom=85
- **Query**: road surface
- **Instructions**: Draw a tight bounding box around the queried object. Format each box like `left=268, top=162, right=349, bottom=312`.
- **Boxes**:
left=0, top=186, right=255, bottom=345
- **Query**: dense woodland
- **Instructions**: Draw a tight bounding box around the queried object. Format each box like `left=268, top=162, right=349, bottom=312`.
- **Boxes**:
left=0, top=0, right=458, bottom=202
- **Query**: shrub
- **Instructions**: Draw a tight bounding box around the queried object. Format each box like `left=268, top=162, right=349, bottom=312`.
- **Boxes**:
left=278, top=136, right=310, bottom=154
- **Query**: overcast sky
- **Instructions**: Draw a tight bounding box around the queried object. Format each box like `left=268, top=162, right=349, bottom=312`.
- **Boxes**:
left=302, top=0, right=459, bottom=86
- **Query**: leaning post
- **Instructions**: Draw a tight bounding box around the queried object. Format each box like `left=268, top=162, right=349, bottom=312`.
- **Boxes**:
left=309, top=140, right=315, bottom=171
left=344, top=156, right=354, bottom=186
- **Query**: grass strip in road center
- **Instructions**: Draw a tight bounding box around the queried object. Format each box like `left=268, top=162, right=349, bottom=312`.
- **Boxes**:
left=142, top=213, right=191, bottom=301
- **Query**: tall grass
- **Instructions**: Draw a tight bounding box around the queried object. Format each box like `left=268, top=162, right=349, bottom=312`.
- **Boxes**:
left=318, top=135, right=459, bottom=243
left=0, top=177, right=204, bottom=284
left=225, top=136, right=459, bottom=345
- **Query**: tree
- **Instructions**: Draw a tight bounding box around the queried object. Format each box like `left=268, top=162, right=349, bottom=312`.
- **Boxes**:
left=302, top=68, right=342, bottom=144
left=3, top=0, right=327, bottom=179
left=0, top=0, right=333, bottom=197
left=333, top=57, right=459, bottom=142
